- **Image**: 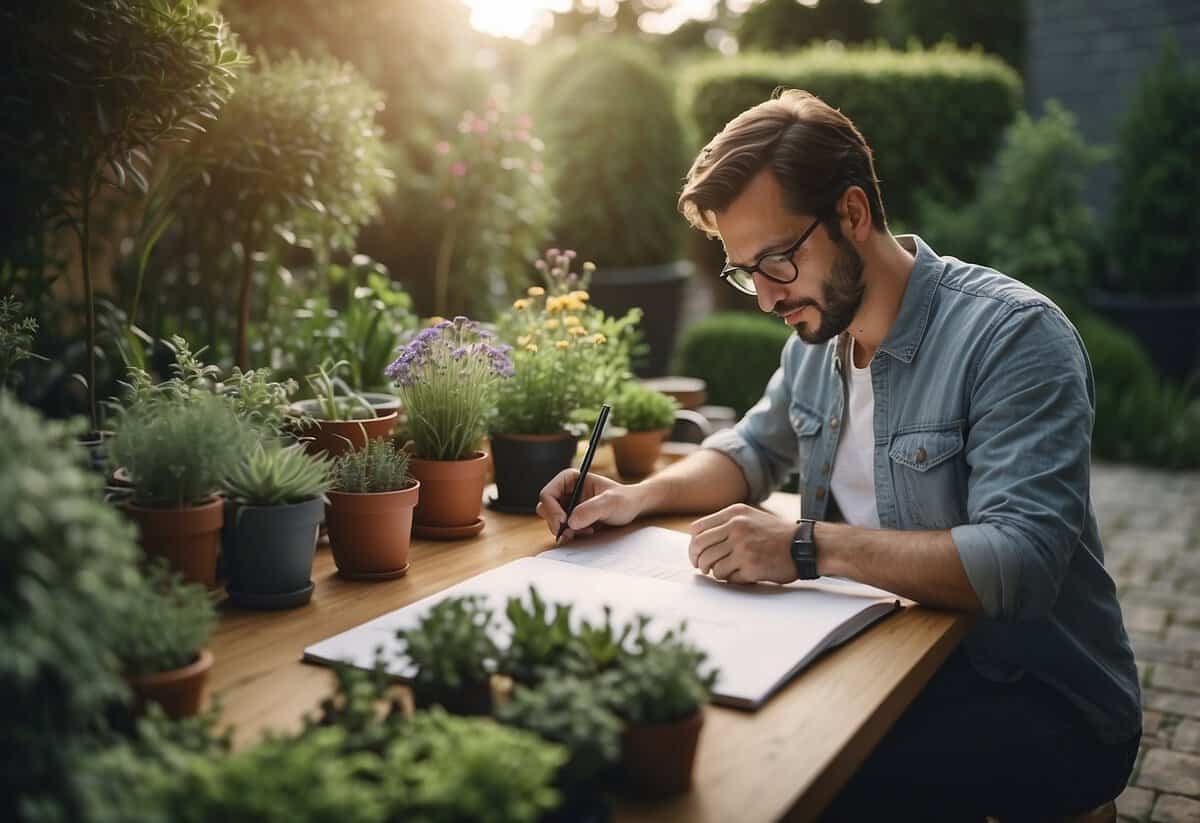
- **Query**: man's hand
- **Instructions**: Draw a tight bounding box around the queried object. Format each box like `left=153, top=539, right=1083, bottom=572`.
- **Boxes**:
left=536, top=469, right=644, bottom=544
left=688, top=503, right=798, bottom=584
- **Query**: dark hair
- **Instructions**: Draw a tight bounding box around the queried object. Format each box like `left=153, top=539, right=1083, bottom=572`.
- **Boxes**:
left=678, top=89, right=887, bottom=237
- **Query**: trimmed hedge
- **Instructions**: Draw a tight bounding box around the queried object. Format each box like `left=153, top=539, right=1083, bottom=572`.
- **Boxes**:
left=680, top=45, right=1022, bottom=224
left=674, top=312, right=793, bottom=416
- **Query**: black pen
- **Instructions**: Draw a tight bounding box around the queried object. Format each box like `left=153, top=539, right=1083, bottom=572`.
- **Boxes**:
left=556, top=403, right=611, bottom=544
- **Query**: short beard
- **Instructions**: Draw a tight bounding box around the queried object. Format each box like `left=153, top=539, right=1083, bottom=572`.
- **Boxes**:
left=792, top=237, right=865, bottom=345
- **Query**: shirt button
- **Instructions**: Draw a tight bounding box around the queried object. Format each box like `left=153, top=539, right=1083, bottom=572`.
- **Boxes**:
left=815, top=486, right=826, bottom=500
left=830, top=417, right=840, bottom=429
left=915, top=447, right=928, bottom=464
left=821, top=462, right=831, bottom=474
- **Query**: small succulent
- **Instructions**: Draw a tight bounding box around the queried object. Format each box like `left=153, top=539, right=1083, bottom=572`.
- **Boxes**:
left=611, top=382, right=678, bottom=433
left=397, top=595, right=499, bottom=699
left=332, top=438, right=411, bottom=494
left=224, top=442, right=332, bottom=506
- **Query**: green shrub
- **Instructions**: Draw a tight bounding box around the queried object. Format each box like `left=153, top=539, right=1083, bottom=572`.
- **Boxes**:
left=528, top=39, right=687, bottom=268
left=0, top=395, right=145, bottom=820
left=920, top=101, right=1107, bottom=297
left=879, top=0, right=1026, bottom=71
left=674, top=312, right=793, bottom=415
left=332, top=438, right=411, bottom=494
left=612, top=382, right=679, bottom=432
left=113, top=560, right=217, bottom=678
left=225, top=443, right=333, bottom=506
left=1109, top=36, right=1200, bottom=295
left=739, top=0, right=881, bottom=51
left=396, top=596, right=499, bottom=700
left=110, top=392, right=252, bottom=508
left=681, top=44, right=1021, bottom=223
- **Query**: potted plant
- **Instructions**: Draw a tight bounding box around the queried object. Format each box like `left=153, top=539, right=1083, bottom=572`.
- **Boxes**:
left=528, top=40, right=692, bottom=376
left=223, top=442, right=333, bottom=608
left=115, top=560, right=219, bottom=720
left=110, top=391, right=251, bottom=585
left=610, top=382, right=679, bottom=480
left=386, top=316, right=512, bottom=538
left=496, top=676, right=623, bottom=821
left=396, top=595, right=499, bottom=715
left=294, top=359, right=398, bottom=458
left=325, top=437, right=418, bottom=580
left=490, top=252, right=638, bottom=512
left=604, top=621, right=719, bottom=798
left=499, top=587, right=579, bottom=687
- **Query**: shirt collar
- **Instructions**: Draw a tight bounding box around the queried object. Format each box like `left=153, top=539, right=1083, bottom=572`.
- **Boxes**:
left=872, top=234, right=943, bottom=364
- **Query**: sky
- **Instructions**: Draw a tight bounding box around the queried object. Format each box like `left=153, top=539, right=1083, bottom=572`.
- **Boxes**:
left=463, top=0, right=760, bottom=41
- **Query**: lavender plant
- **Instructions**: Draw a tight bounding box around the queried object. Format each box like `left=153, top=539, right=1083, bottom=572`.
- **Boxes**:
left=386, top=316, right=512, bottom=461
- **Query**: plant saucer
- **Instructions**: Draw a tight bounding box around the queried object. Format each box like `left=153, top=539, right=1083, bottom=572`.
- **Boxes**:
left=413, top=518, right=486, bottom=541
left=226, top=580, right=315, bottom=610
left=484, top=495, right=537, bottom=516
left=336, top=563, right=411, bottom=581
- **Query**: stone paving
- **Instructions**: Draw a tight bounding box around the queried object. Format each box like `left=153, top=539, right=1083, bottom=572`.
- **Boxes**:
left=1092, top=462, right=1200, bottom=822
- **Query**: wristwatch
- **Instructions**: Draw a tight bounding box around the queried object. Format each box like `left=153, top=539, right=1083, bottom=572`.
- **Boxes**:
left=790, top=518, right=819, bottom=580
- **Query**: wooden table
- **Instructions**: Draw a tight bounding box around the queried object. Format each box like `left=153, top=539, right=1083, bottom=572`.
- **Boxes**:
left=208, top=490, right=971, bottom=823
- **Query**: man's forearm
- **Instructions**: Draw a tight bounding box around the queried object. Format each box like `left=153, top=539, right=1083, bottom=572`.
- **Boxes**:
left=635, top=448, right=749, bottom=517
left=815, top=522, right=983, bottom=612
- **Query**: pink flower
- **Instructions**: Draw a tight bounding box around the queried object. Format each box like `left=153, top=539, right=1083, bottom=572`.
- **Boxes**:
left=450, top=161, right=468, bottom=177
left=473, top=119, right=489, bottom=135
left=515, top=130, right=530, bottom=143
left=441, top=196, right=457, bottom=211
left=517, top=114, right=532, bottom=130
left=531, top=160, right=543, bottom=174
left=435, top=141, right=451, bottom=155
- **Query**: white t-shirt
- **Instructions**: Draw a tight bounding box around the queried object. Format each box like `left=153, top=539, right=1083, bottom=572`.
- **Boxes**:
left=830, top=341, right=881, bottom=529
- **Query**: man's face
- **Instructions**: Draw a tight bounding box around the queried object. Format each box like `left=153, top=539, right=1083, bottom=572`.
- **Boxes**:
left=714, top=169, right=865, bottom=344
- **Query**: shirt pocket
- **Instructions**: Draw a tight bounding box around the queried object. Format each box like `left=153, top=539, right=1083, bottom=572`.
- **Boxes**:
left=888, top=420, right=966, bottom=528
left=789, top=400, right=824, bottom=488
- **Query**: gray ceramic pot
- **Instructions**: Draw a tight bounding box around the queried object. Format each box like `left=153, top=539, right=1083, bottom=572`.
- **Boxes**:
left=227, top=497, right=324, bottom=608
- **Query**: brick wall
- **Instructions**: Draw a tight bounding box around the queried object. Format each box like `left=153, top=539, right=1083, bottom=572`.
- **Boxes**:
left=1025, top=0, right=1200, bottom=219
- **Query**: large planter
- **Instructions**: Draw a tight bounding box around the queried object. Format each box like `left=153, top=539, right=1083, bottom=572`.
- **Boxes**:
left=325, top=481, right=419, bottom=580
left=123, top=496, right=224, bottom=586
left=621, top=709, right=704, bottom=798
left=611, top=428, right=670, bottom=480
left=490, top=432, right=578, bottom=513
left=412, top=678, right=494, bottom=716
left=126, top=648, right=213, bottom=720
left=588, top=260, right=693, bottom=377
left=408, top=451, right=488, bottom=538
left=1086, top=289, right=1200, bottom=382
left=226, top=496, right=325, bottom=609
left=291, top=403, right=399, bottom=458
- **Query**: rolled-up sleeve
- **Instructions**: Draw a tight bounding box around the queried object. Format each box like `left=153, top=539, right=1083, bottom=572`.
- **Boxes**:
left=701, top=337, right=800, bottom=503
left=951, top=305, right=1094, bottom=622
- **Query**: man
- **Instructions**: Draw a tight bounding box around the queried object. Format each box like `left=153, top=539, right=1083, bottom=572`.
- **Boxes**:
left=536, top=90, right=1140, bottom=821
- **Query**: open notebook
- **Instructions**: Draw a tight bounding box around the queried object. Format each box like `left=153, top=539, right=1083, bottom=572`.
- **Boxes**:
left=303, top=526, right=901, bottom=709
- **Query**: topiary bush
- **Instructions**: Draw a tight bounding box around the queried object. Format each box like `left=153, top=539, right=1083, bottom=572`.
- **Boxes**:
left=527, top=39, right=687, bottom=268
left=920, top=100, right=1107, bottom=298
left=1108, top=36, right=1200, bottom=296
left=681, top=44, right=1022, bottom=224
left=674, top=312, right=793, bottom=416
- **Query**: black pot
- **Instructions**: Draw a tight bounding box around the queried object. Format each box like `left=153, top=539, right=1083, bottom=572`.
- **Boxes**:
left=1086, top=289, right=1200, bottom=383
left=587, top=260, right=693, bottom=377
left=77, top=430, right=113, bottom=478
left=490, top=432, right=578, bottom=513
left=226, top=496, right=324, bottom=609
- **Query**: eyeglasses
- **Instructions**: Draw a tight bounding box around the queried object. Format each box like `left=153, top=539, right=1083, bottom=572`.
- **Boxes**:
left=719, top=217, right=823, bottom=296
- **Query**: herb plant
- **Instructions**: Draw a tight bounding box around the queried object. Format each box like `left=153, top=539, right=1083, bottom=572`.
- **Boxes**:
left=114, top=560, right=218, bottom=678
left=396, top=595, right=499, bottom=698
left=331, top=438, right=412, bottom=494
left=604, top=621, right=718, bottom=725
left=612, top=383, right=679, bottom=433
left=305, top=359, right=377, bottom=421
left=225, top=443, right=333, bottom=506
left=386, top=316, right=513, bottom=460
left=500, top=587, right=578, bottom=685
left=0, top=296, right=44, bottom=390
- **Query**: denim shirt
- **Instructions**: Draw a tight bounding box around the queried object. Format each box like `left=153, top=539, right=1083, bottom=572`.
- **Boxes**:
left=703, top=235, right=1141, bottom=744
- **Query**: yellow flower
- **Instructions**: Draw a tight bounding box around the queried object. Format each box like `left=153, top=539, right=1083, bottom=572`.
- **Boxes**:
left=527, top=286, right=545, bottom=297
left=426, top=315, right=446, bottom=327
left=512, top=299, right=531, bottom=311
left=517, top=334, right=532, bottom=347
left=556, top=340, right=570, bottom=350
left=544, top=319, right=560, bottom=330
left=568, top=326, right=588, bottom=337
left=591, top=334, right=607, bottom=346
left=525, top=343, right=538, bottom=352
left=564, top=315, right=581, bottom=327
left=564, top=299, right=585, bottom=312
left=546, top=296, right=564, bottom=313
left=569, top=290, right=589, bottom=302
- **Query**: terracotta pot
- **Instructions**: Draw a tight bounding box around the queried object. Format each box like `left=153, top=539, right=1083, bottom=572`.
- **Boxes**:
left=123, top=497, right=224, bottom=586
left=611, top=428, right=670, bottom=480
left=297, top=410, right=398, bottom=458
left=621, top=709, right=704, bottom=797
left=325, top=481, right=419, bottom=579
left=412, top=678, right=494, bottom=716
left=408, top=451, right=488, bottom=528
left=490, top=432, right=579, bottom=511
left=126, top=648, right=213, bottom=720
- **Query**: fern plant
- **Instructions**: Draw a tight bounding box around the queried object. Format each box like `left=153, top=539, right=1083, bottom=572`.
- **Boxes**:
left=225, top=443, right=332, bottom=506
left=331, top=438, right=411, bottom=494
